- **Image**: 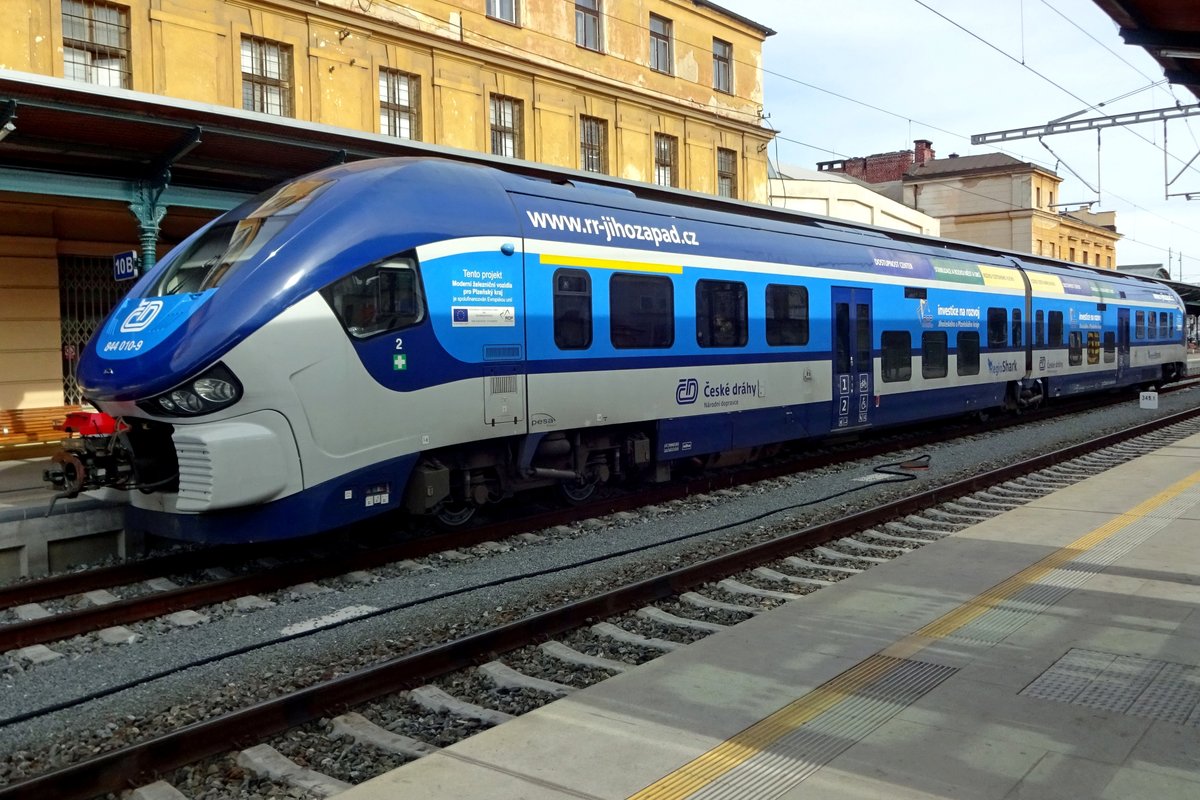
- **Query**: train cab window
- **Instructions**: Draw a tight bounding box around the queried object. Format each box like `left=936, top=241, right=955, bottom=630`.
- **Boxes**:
left=987, top=308, right=1007, bottom=348
left=881, top=331, right=911, bottom=382
left=696, top=280, right=747, bottom=347
left=1087, top=332, right=1100, bottom=364
left=154, top=179, right=332, bottom=296
left=1103, top=331, right=1115, bottom=363
left=610, top=273, right=673, bottom=349
left=1048, top=311, right=1064, bottom=347
left=922, top=331, right=947, bottom=379
left=321, top=257, right=424, bottom=339
left=765, top=284, right=809, bottom=346
left=1135, top=311, right=1145, bottom=339
left=957, top=331, right=980, bottom=376
left=1068, top=331, right=1083, bottom=366
left=1011, top=308, right=1022, bottom=348
left=1035, top=310, right=1045, bottom=347
left=553, top=269, right=592, bottom=350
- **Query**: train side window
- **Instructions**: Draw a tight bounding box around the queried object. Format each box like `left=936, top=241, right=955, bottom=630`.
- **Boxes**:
left=1103, top=331, right=1115, bottom=363
left=1159, top=312, right=1169, bottom=338
left=1011, top=308, right=1022, bottom=348
left=1035, top=310, right=1045, bottom=347
left=1135, top=311, right=1145, bottom=339
left=881, top=331, right=911, bottom=382
left=987, top=307, right=1007, bottom=347
left=320, top=256, right=424, bottom=339
left=553, top=269, right=592, bottom=350
left=1069, top=331, right=1083, bottom=366
left=610, top=273, right=674, bottom=349
left=957, top=331, right=980, bottom=375
left=765, top=284, right=809, bottom=346
left=834, top=303, right=850, bottom=374
left=1087, top=331, right=1100, bottom=364
left=1048, top=311, right=1063, bottom=347
left=922, top=331, right=947, bottom=379
left=696, top=279, right=748, bottom=347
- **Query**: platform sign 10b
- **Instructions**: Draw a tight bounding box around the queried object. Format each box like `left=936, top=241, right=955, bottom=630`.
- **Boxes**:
left=113, top=250, right=139, bottom=282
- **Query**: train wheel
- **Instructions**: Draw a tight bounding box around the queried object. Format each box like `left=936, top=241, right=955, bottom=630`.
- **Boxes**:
left=435, top=502, right=476, bottom=528
left=558, top=477, right=597, bottom=505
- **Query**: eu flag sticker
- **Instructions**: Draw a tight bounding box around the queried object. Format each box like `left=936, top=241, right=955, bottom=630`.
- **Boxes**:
left=393, top=354, right=407, bottom=370
left=452, top=308, right=469, bottom=323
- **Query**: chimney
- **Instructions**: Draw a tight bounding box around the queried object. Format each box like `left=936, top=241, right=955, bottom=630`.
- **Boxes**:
left=914, top=139, right=935, bottom=165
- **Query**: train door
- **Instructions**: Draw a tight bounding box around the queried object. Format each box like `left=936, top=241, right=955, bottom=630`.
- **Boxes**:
left=832, top=287, right=873, bottom=430
left=1117, top=308, right=1130, bottom=377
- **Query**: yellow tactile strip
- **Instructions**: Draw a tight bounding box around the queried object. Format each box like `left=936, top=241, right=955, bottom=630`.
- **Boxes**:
left=628, top=468, right=1200, bottom=800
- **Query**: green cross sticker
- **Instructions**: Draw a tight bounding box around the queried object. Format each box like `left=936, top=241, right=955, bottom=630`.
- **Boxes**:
left=393, top=354, right=407, bottom=370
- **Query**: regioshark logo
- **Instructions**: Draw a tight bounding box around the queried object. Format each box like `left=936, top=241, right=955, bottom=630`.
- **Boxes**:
left=675, top=378, right=699, bottom=404
left=119, top=300, right=164, bottom=333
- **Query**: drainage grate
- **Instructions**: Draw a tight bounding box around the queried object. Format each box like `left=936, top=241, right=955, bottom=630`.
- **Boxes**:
left=1022, top=648, right=1200, bottom=725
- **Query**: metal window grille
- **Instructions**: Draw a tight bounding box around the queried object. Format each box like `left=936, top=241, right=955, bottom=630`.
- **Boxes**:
left=650, top=14, right=673, bottom=74
left=62, top=0, right=131, bottom=89
left=576, top=0, right=602, bottom=50
left=241, top=36, right=293, bottom=117
left=580, top=116, right=607, bottom=173
left=59, top=255, right=127, bottom=405
left=379, top=70, right=420, bottom=140
left=713, top=38, right=732, bottom=92
left=654, top=133, right=678, bottom=187
left=717, top=147, right=737, bottom=198
left=490, top=95, right=523, bottom=159
left=487, top=0, right=518, bottom=24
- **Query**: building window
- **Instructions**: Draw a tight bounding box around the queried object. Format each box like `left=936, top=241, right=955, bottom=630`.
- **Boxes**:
left=713, top=38, right=732, bottom=93
left=696, top=280, right=747, bottom=348
left=576, top=0, right=602, bottom=51
left=580, top=115, right=607, bottom=174
left=654, top=133, right=678, bottom=188
left=241, top=36, right=293, bottom=117
left=717, top=147, right=737, bottom=198
left=766, top=284, right=808, bottom=346
left=610, top=273, right=673, bottom=349
left=62, top=0, right=131, bottom=89
left=379, top=70, right=420, bottom=140
left=1036, top=187, right=1041, bottom=208
left=490, top=95, right=523, bottom=159
left=650, top=14, right=673, bottom=75
left=487, top=0, right=518, bottom=24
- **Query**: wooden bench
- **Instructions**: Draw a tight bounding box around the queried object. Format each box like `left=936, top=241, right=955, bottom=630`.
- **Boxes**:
left=0, top=406, right=81, bottom=459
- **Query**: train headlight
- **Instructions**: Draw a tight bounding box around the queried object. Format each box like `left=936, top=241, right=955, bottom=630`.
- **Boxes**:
left=139, top=363, right=243, bottom=417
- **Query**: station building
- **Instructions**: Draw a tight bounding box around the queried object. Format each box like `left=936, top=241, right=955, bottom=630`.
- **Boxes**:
left=817, top=139, right=1122, bottom=269
left=0, top=0, right=775, bottom=451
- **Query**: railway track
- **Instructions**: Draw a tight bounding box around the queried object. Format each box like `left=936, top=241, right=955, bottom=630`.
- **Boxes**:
left=3, top=403, right=1199, bottom=799
left=4, top=379, right=1195, bottom=658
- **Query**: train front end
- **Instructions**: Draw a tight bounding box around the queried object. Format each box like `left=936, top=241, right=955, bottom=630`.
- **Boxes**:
left=44, top=159, right=490, bottom=543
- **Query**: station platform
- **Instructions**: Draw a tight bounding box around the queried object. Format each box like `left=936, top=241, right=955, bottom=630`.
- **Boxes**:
left=0, top=457, right=124, bottom=579
left=340, top=433, right=1200, bottom=799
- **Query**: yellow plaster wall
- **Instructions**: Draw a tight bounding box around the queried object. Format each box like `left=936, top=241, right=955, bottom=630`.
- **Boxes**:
left=5, top=0, right=772, bottom=197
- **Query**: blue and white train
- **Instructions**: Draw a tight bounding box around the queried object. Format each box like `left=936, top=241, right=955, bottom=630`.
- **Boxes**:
left=48, top=158, right=1188, bottom=542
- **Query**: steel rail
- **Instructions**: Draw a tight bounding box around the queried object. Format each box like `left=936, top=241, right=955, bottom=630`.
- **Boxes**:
left=4, top=404, right=1198, bottom=800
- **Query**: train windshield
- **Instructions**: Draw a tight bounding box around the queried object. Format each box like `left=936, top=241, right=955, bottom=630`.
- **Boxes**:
left=151, top=178, right=332, bottom=296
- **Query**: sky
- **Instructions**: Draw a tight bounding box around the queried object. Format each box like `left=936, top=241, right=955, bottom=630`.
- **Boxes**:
left=731, top=0, right=1200, bottom=282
